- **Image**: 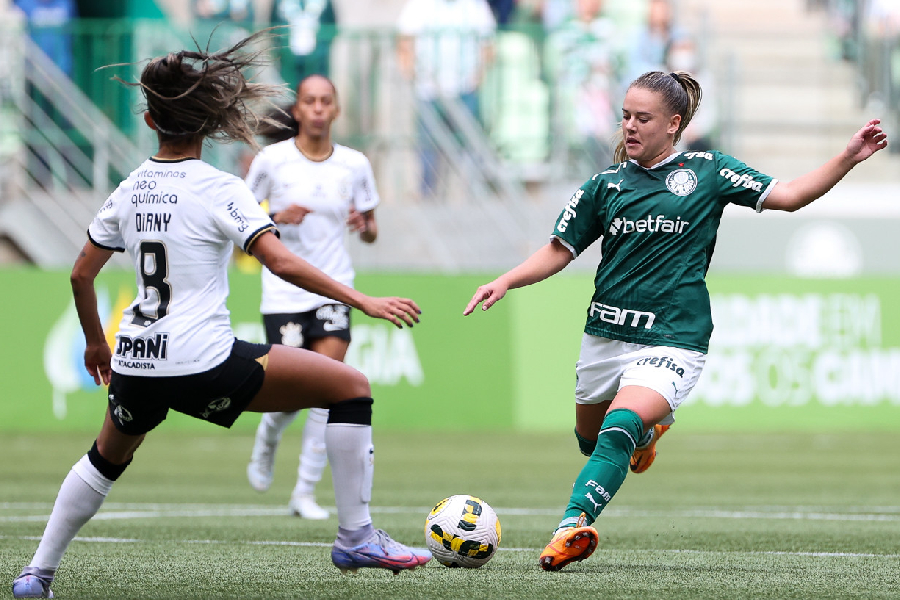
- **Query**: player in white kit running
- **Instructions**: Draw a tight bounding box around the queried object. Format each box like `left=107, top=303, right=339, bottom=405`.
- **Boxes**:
left=11, top=31, right=430, bottom=600
left=243, top=75, right=379, bottom=520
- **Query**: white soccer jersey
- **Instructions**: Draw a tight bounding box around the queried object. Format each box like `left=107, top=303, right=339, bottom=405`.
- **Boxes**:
left=245, top=140, right=380, bottom=314
left=88, top=157, right=276, bottom=377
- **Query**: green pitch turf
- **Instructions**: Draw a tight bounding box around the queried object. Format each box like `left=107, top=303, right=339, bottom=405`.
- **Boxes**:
left=2, top=429, right=898, bottom=599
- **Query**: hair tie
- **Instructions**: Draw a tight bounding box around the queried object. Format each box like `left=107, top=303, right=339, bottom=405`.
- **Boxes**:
left=669, top=72, right=682, bottom=84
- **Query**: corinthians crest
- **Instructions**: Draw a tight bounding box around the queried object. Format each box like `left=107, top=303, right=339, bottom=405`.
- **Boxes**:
left=665, top=168, right=698, bottom=196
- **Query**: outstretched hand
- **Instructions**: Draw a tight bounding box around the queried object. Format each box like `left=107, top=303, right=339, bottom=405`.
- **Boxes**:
left=360, top=296, right=421, bottom=328
left=463, top=280, right=509, bottom=316
left=846, top=119, right=888, bottom=164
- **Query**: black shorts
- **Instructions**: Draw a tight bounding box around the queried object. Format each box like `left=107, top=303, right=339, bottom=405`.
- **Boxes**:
left=263, top=304, right=351, bottom=348
left=107, top=339, right=271, bottom=435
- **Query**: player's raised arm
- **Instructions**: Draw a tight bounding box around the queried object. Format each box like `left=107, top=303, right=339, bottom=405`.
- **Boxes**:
left=250, top=230, right=420, bottom=328
left=762, top=119, right=888, bottom=213
left=464, top=239, right=574, bottom=315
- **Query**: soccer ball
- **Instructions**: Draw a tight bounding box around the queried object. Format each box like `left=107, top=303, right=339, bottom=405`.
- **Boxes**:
left=424, top=494, right=501, bottom=568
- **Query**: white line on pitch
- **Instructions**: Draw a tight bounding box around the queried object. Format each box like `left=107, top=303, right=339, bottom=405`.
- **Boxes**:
left=1, top=535, right=897, bottom=560
left=4, top=504, right=900, bottom=523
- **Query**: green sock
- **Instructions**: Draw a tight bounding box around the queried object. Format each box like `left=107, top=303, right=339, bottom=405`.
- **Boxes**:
left=558, top=408, right=644, bottom=529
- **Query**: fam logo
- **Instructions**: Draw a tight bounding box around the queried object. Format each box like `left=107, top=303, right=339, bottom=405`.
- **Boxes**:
left=45, top=285, right=134, bottom=420
left=665, top=168, right=698, bottom=196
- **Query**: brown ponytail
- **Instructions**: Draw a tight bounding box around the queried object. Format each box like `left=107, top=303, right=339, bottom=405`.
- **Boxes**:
left=111, top=29, right=287, bottom=150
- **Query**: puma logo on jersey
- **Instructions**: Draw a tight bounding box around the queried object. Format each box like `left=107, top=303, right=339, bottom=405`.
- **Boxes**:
left=608, top=179, right=623, bottom=192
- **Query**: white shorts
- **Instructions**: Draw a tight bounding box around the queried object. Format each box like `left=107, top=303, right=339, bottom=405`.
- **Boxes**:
left=574, top=334, right=706, bottom=423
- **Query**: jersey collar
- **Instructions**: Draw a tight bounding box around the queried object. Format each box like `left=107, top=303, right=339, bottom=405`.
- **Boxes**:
left=628, top=151, right=683, bottom=171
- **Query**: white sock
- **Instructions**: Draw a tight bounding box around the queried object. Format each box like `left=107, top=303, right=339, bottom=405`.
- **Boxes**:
left=325, top=423, right=373, bottom=530
left=294, top=408, right=329, bottom=496
left=30, top=455, right=113, bottom=572
left=256, top=411, right=300, bottom=446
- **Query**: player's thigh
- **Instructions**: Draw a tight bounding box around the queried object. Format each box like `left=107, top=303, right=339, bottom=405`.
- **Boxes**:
left=95, top=409, right=146, bottom=464
left=246, top=344, right=370, bottom=413
left=609, top=385, right=671, bottom=431
left=309, top=336, right=350, bottom=362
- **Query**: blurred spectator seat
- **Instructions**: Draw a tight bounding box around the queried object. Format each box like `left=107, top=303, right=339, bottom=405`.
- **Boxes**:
left=481, top=31, right=549, bottom=177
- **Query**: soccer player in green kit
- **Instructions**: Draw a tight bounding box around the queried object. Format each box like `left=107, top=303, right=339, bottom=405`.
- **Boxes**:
left=464, top=70, right=888, bottom=571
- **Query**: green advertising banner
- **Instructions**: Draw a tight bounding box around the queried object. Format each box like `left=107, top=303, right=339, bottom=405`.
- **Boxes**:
left=1, top=269, right=898, bottom=433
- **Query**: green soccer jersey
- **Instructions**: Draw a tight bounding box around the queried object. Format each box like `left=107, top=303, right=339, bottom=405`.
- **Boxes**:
left=552, top=150, right=777, bottom=353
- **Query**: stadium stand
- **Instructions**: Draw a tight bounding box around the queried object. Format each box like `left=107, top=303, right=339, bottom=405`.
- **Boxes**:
left=0, top=0, right=897, bottom=270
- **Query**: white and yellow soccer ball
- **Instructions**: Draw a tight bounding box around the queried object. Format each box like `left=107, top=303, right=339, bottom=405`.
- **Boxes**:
left=424, top=494, right=501, bottom=568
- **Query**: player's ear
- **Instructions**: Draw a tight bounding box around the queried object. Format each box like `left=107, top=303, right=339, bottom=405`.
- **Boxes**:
left=667, top=113, right=682, bottom=136
left=143, top=112, right=157, bottom=131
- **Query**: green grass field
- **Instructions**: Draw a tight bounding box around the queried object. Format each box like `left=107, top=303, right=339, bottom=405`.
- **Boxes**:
left=3, top=429, right=899, bottom=599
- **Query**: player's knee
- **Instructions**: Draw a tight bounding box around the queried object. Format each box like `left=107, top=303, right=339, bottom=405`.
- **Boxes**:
left=343, top=367, right=371, bottom=399
left=327, top=397, right=373, bottom=426
left=575, top=428, right=597, bottom=457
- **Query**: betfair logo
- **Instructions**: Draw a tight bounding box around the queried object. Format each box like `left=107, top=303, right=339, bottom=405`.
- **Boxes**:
left=608, top=214, right=689, bottom=236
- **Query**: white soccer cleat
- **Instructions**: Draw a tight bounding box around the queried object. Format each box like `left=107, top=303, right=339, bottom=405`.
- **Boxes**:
left=12, top=571, right=54, bottom=598
left=247, top=435, right=277, bottom=492
left=289, top=493, right=329, bottom=520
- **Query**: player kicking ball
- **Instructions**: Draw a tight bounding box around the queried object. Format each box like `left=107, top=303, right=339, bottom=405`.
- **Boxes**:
left=12, top=30, right=430, bottom=599
left=465, top=70, right=887, bottom=571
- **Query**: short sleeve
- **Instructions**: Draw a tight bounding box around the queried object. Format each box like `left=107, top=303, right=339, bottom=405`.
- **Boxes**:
left=551, top=181, right=605, bottom=257
left=87, top=188, right=126, bottom=252
left=714, top=151, right=778, bottom=212
left=353, top=157, right=380, bottom=213
left=212, top=178, right=277, bottom=253
left=244, top=151, right=273, bottom=204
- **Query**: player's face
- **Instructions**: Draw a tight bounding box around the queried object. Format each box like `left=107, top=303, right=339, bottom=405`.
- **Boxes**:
left=620, top=86, right=681, bottom=167
left=291, top=76, right=339, bottom=139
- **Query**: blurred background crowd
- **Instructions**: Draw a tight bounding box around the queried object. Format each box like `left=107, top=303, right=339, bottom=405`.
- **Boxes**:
left=0, top=0, right=898, bottom=271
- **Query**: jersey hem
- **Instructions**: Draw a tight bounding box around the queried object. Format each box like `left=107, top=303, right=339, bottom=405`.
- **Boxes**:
left=583, top=325, right=709, bottom=354
left=243, top=224, right=278, bottom=254
left=87, top=230, right=125, bottom=253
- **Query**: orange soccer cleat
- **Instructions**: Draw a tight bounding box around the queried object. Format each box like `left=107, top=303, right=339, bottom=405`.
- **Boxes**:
left=538, top=518, right=599, bottom=572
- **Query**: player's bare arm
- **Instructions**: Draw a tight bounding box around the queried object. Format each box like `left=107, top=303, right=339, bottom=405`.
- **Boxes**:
left=70, top=241, right=114, bottom=385
left=251, top=231, right=419, bottom=327
left=762, top=120, right=888, bottom=213
left=464, top=238, right=574, bottom=315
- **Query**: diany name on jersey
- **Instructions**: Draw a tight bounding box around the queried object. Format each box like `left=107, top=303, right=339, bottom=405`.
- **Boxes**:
left=135, top=212, right=172, bottom=233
